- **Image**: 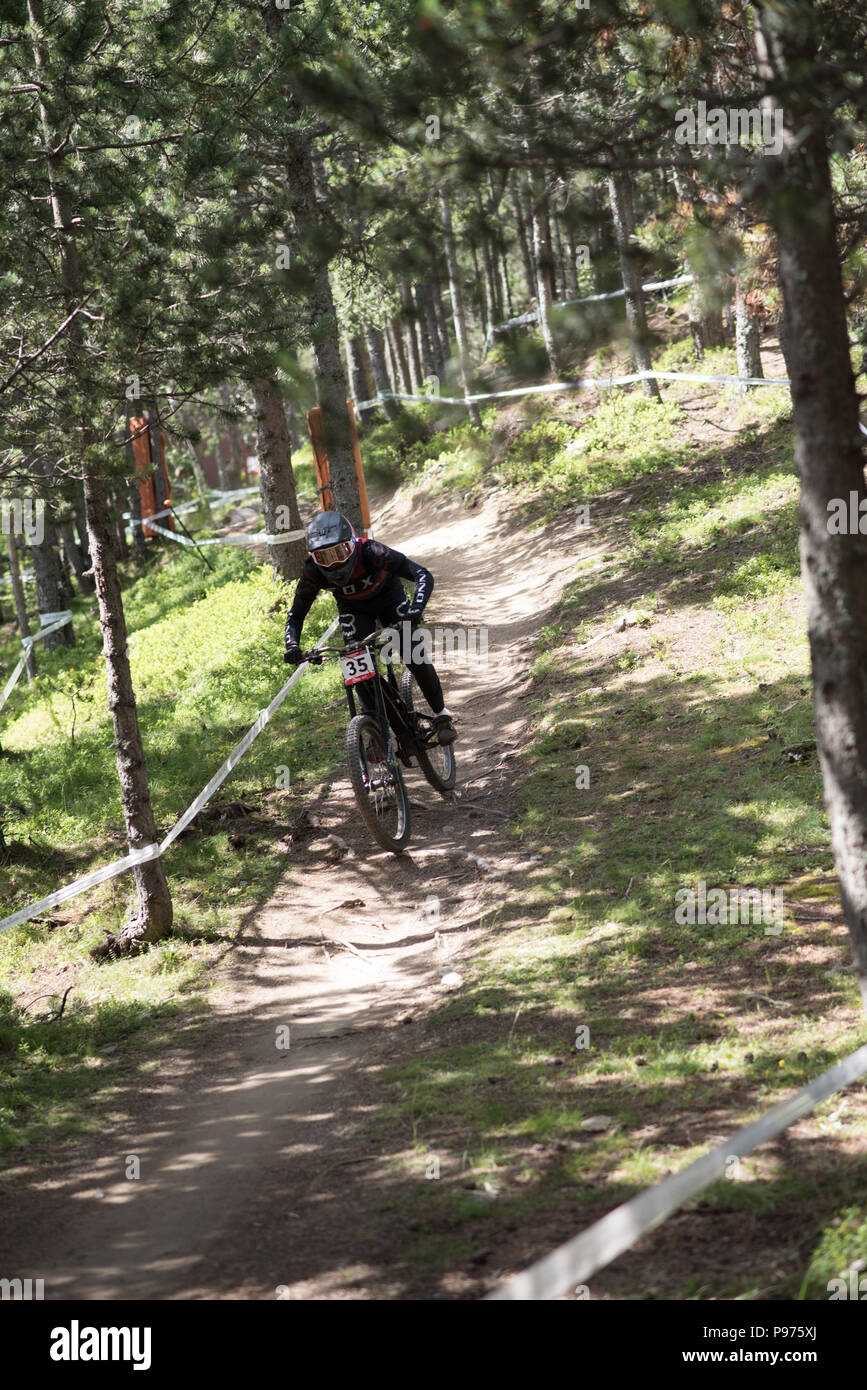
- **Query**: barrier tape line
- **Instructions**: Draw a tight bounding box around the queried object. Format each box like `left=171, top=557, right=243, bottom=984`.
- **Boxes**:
left=22, top=613, right=72, bottom=649
left=355, top=368, right=792, bottom=412
left=4, top=412, right=864, bottom=922
left=141, top=519, right=306, bottom=548
left=495, top=273, right=696, bottom=329
left=0, top=616, right=340, bottom=934
left=122, top=488, right=261, bottom=527
left=487, top=1040, right=867, bottom=1300
left=0, top=612, right=73, bottom=715
left=0, top=655, right=27, bottom=712
left=0, top=845, right=163, bottom=935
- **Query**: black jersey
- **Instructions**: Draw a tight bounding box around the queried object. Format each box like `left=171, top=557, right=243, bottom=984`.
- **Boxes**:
left=285, top=538, right=433, bottom=647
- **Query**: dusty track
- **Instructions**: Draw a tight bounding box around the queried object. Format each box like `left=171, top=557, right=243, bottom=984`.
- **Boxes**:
left=2, top=484, right=597, bottom=1299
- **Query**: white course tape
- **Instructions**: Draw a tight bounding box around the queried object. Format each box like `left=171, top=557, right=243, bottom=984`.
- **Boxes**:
left=0, top=616, right=340, bottom=935
left=125, top=501, right=201, bottom=525
left=0, top=844, right=162, bottom=934
left=208, top=486, right=260, bottom=501
left=122, top=489, right=260, bottom=528
left=22, top=613, right=72, bottom=649
left=0, top=612, right=73, bottom=714
left=142, top=519, right=306, bottom=548
left=487, top=1041, right=867, bottom=1300
left=356, top=369, right=793, bottom=412
left=0, top=655, right=28, bottom=714
left=495, top=274, right=696, bottom=329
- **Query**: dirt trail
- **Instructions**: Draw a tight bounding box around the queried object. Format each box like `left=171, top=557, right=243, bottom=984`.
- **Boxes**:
left=3, top=485, right=599, bottom=1300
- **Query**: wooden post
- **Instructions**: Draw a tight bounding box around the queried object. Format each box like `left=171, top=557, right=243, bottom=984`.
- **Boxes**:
left=306, top=402, right=372, bottom=534
left=306, top=406, right=334, bottom=512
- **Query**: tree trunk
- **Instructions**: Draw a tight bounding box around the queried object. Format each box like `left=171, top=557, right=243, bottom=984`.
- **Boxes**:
left=499, top=245, right=515, bottom=319
left=562, top=186, right=581, bottom=300
left=754, top=7, right=867, bottom=1007
left=420, top=284, right=447, bottom=379
left=382, top=323, right=399, bottom=400
left=30, top=520, right=74, bottom=651
left=529, top=167, right=562, bottom=378
left=60, top=518, right=95, bottom=594
left=485, top=171, right=509, bottom=320
left=671, top=166, right=729, bottom=354
left=344, top=333, right=375, bottom=426
left=387, top=317, right=411, bottom=396
left=169, top=397, right=211, bottom=509
left=589, top=182, right=607, bottom=292
left=27, top=0, right=171, bottom=954
left=511, top=172, right=537, bottom=304
left=607, top=171, right=660, bottom=400
left=431, top=276, right=451, bottom=363
left=127, top=475, right=148, bottom=563
left=219, top=383, right=246, bottom=489
left=365, top=325, right=400, bottom=420
left=400, top=280, right=423, bottom=391
left=307, top=274, right=363, bottom=528
left=284, top=398, right=302, bottom=453
left=551, top=207, right=568, bottom=304
left=112, top=487, right=130, bottom=561
left=735, top=274, right=764, bottom=393
left=74, top=500, right=90, bottom=561
left=439, top=188, right=481, bottom=426
left=56, top=528, right=76, bottom=602
left=414, top=283, right=437, bottom=380
left=252, top=376, right=306, bottom=583
left=259, top=6, right=361, bottom=526
left=186, top=435, right=211, bottom=504
left=415, top=286, right=437, bottom=377
left=83, top=462, right=174, bottom=956
left=476, top=190, right=499, bottom=340
left=6, top=532, right=36, bottom=680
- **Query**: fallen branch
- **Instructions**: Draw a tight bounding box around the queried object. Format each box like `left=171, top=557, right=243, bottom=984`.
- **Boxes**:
left=331, top=935, right=377, bottom=966
left=742, top=992, right=793, bottom=1009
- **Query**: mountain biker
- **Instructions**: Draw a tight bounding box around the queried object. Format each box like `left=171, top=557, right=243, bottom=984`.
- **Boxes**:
left=284, top=511, right=457, bottom=745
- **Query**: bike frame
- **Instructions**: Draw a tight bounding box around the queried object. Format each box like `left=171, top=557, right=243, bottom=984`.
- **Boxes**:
left=342, top=640, right=420, bottom=767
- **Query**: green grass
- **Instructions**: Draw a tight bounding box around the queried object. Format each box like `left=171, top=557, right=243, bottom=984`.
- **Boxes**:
left=3, top=325, right=863, bottom=1296
left=349, top=350, right=867, bottom=1299
left=0, top=539, right=344, bottom=1156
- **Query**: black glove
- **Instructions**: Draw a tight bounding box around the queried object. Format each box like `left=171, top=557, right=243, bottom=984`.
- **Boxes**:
left=396, top=599, right=423, bottom=623
left=284, top=645, right=303, bottom=666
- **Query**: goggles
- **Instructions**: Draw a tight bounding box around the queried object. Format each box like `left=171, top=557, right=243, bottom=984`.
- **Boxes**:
left=311, top=539, right=354, bottom=567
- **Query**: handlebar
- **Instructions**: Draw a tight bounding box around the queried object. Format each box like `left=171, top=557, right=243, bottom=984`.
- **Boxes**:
left=298, top=634, right=390, bottom=666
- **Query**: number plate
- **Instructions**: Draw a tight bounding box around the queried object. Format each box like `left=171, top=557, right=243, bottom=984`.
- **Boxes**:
left=339, top=647, right=376, bottom=685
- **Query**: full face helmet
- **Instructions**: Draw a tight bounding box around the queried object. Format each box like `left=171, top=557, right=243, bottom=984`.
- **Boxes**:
left=306, top=511, right=358, bottom=584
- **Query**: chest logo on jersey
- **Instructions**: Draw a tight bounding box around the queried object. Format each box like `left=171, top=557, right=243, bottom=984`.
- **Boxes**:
left=341, top=571, right=383, bottom=596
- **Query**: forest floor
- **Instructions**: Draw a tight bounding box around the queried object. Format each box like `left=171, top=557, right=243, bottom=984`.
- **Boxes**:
left=1, top=480, right=593, bottom=1299
left=3, top=332, right=866, bottom=1301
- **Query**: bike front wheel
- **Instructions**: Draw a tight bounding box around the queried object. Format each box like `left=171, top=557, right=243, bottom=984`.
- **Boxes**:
left=346, top=714, right=411, bottom=852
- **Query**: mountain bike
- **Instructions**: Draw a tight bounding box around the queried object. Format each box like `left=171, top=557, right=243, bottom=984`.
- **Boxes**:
left=300, top=635, right=457, bottom=853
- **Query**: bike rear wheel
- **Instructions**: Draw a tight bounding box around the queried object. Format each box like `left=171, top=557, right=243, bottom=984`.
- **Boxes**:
left=346, top=713, right=411, bottom=852
left=399, top=668, right=457, bottom=795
